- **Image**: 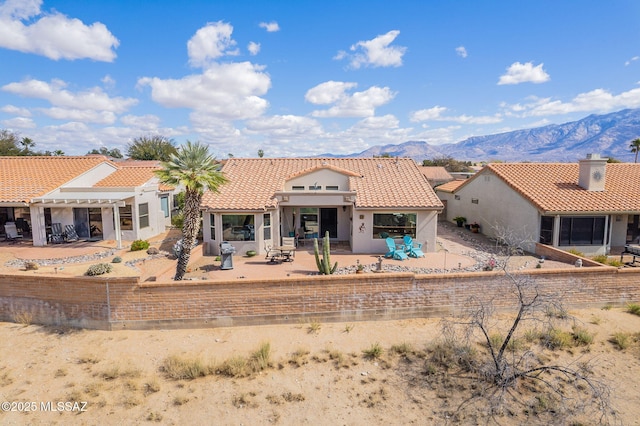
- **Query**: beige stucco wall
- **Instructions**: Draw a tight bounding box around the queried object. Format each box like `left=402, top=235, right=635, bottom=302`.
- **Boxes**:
left=442, top=171, right=540, bottom=253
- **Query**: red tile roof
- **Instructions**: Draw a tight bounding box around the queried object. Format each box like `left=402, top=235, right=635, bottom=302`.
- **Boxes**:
left=434, top=179, right=466, bottom=193
left=201, top=157, right=443, bottom=211
left=463, top=163, right=640, bottom=213
left=0, top=156, right=112, bottom=203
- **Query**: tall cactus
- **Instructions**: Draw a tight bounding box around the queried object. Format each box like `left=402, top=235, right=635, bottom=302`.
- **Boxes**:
left=314, top=231, right=338, bottom=274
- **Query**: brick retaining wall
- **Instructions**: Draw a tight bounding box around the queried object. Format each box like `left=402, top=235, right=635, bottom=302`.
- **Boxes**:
left=1, top=266, right=639, bottom=330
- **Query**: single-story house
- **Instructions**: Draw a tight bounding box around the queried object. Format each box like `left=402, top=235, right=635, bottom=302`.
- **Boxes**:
left=435, top=154, right=640, bottom=256
left=0, top=156, right=178, bottom=248
left=419, top=166, right=454, bottom=188
left=201, top=157, right=444, bottom=256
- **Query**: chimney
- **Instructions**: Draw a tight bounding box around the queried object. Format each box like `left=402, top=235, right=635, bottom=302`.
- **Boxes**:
left=578, top=153, right=607, bottom=191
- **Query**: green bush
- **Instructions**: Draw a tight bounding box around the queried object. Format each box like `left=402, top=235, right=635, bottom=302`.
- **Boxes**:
left=591, top=254, right=608, bottom=264
left=112, top=256, right=122, bottom=263
left=171, top=213, right=184, bottom=228
left=627, top=303, right=640, bottom=316
left=86, top=263, right=113, bottom=276
left=131, top=240, right=150, bottom=251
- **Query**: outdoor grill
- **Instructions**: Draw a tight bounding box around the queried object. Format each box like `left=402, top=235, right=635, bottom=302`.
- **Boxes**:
left=219, top=241, right=236, bottom=270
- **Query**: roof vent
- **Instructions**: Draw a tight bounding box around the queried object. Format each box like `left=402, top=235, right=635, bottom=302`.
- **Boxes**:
left=578, top=153, right=607, bottom=191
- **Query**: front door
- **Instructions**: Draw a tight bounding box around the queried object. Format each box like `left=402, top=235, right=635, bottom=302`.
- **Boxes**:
left=320, top=208, right=338, bottom=238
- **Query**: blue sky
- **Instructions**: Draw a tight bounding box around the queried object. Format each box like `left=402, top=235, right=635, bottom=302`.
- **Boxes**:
left=1, top=0, right=640, bottom=158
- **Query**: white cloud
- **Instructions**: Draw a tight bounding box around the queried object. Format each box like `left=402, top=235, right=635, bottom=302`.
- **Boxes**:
left=1, top=116, right=35, bottom=129
left=510, top=87, right=640, bottom=117
left=248, top=41, right=260, bottom=55
left=187, top=22, right=239, bottom=67
left=259, top=21, right=280, bottom=32
left=410, top=106, right=502, bottom=124
left=138, top=62, right=271, bottom=120
left=244, top=115, right=323, bottom=140
left=0, top=0, right=118, bottom=61
left=625, top=56, right=639, bottom=66
left=1, top=104, right=31, bottom=116
left=101, top=75, right=116, bottom=88
left=305, top=81, right=358, bottom=105
left=338, top=30, right=406, bottom=69
left=120, top=114, right=162, bottom=129
left=456, top=46, right=468, bottom=58
left=41, top=107, right=117, bottom=124
left=498, top=61, right=550, bottom=85
left=306, top=81, right=396, bottom=118
left=2, top=78, right=138, bottom=113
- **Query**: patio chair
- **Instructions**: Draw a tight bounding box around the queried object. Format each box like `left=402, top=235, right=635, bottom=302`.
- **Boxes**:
left=4, top=223, right=23, bottom=243
left=403, top=235, right=425, bottom=258
left=64, top=225, right=80, bottom=242
left=385, top=237, right=408, bottom=261
left=264, top=244, right=282, bottom=263
left=49, top=223, right=65, bottom=244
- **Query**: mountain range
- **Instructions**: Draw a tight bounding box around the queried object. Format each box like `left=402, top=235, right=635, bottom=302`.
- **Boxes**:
left=329, top=108, right=640, bottom=163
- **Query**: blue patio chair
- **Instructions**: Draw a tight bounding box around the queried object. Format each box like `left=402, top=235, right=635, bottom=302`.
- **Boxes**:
left=403, top=235, right=425, bottom=258
left=385, top=237, right=408, bottom=261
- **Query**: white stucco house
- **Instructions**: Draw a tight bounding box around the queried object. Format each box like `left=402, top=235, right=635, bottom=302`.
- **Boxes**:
left=0, top=156, right=178, bottom=248
left=436, top=154, right=640, bottom=256
left=200, top=157, right=444, bottom=256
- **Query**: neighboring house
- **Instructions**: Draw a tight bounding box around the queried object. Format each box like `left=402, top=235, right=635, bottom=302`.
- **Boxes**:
left=419, top=166, right=454, bottom=188
left=201, top=157, right=443, bottom=256
left=0, top=156, right=177, bottom=248
left=436, top=154, right=640, bottom=256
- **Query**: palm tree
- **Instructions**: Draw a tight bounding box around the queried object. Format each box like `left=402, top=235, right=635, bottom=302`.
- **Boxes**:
left=630, top=138, right=640, bottom=163
left=155, top=141, right=228, bottom=280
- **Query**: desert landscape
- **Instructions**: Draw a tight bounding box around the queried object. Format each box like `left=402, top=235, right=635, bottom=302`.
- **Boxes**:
left=0, top=307, right=639, bottom=425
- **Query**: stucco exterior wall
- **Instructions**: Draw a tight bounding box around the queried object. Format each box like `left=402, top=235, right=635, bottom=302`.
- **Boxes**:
left=443, top=171, right=540, bottom=252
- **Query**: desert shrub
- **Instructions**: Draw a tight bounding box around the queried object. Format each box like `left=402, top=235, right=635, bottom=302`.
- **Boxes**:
left=308, top=320, right=321, bottom=334
left=250, top=342, right=272, bottom=372
left=161, top=355, right=212, bottom=380
left=627, top=303, right=640, bottom=316
left=24, top=261, right=39, bottom=270
left=171, top=212, right=184, bottom=228
left=572, top=326, right=594, bottom=346
left=566, top=248, right=584, bottom=257
left=610, top=332, right=630, bottom=350
left=86, top=263, right=113, bottom=276
left=217, top=356, right=249, bottom=378
left=591, top=255, right=608, bottom=264
left=390, top=342, right=414, bottom=356
left=544, top=328, right=574, bottom=350
left=131, top=240, right=150, bottom=251
left=607, top=259, right=624, bottom=267
left=362, top=342, right=383, bottom=360
left=112, top=256, right=122, bottom=263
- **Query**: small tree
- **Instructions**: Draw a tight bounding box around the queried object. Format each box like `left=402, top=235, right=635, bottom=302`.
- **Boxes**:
left=432, top=229, right=614, bottom=424
left=155, top=141, right=227, bottom=280
left=127, top=135, right=177, bottom=161
left=629, top=138, right=640, bottom=163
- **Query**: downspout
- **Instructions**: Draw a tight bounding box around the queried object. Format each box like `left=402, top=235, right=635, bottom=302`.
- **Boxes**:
left=113, top=203, right=122, bottom=249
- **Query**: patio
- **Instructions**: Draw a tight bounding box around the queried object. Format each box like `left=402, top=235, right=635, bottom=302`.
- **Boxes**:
left=0, top=222, right=585, bottom=281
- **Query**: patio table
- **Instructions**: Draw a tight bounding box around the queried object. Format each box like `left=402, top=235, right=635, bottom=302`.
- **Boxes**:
left=275, top=245, right=296, bottom=262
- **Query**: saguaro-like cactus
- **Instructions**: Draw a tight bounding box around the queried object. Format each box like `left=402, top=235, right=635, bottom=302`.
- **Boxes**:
left=314, top=231, right=338, bottom=274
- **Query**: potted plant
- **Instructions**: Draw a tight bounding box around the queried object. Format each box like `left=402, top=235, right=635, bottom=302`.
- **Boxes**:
left=356, top=259, right=365, bottom=274
left=470, top=222, right=480, bottom=233
left=246, top=249, right=257, bottom=257
left=453, top=216, right=467, bottom=227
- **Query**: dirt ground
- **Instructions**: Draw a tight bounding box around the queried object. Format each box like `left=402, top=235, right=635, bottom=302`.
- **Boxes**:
left=0, top=308, right=639, bottom=425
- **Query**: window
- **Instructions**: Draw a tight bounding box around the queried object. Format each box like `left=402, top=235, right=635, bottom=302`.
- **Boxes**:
left=300, top=208, right=318, bottom=237
left=559, top=216, right=605, bottom=246
left=139, top=203, right=149, bottom=228
left=264, top=213, right=271, bottom=240
left=539, top=216, right=554, bottom=244
left=309, top=185, right=321, bottom=190
left=222, top=214, right=255, bottom=241
left=326, top=185, right=339, bottom=190
left=292, top=186, right=304, bottom=191
left=119, top=205, right=133, bottom=230
left=161, top=196, right=169, bottom=218
left=454, top=195, right=460, bottom=200
left=372, top=213, right=417, bottom=238
left=209, top=214, right=216, bottom=240
left=471, top=198, right=479, bottom=204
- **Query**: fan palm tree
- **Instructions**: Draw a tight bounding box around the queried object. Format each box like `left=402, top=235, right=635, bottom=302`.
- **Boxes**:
left=630, top=138, right=640, bottom=163
left=155, top=141, right=227, bottom=280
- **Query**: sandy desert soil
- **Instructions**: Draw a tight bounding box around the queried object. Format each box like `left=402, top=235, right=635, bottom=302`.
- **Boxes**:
left=0, top=307, right=639, bottom=425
